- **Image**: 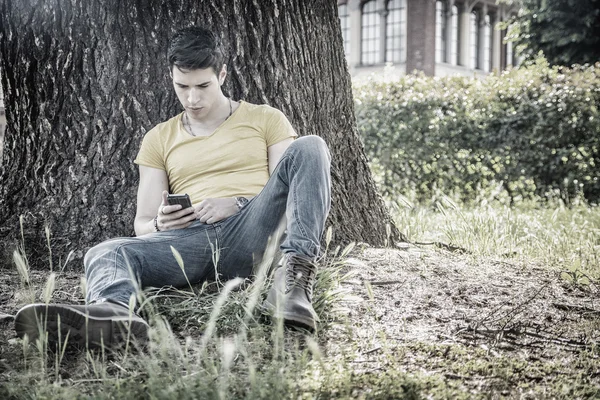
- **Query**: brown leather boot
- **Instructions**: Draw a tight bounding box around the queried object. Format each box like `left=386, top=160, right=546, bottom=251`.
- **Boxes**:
left=263, top=253, right=319, bottom=332
left=14, top=299, right=149, bottom=349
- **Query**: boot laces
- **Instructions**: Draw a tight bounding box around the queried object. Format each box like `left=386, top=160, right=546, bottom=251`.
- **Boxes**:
left=284, top=254, right=316, bottom=297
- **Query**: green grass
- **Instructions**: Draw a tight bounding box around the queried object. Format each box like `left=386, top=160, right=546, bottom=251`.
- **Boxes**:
left=2, top=198, right=600, bottom=399
left=392, top=196, right=600, bottom=280
left=2, top=230, right=373, bottom=400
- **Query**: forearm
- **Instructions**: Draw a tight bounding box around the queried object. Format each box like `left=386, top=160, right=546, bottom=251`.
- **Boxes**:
left=136, top=195, right=254, bottom=234
left=134, top=216, right=156, bottom=236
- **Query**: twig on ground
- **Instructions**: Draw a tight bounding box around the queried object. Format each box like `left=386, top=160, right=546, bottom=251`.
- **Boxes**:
left=444, top=373, right=471, bottom=380
left=367, top=280, right=405, bottom=286
left=472, top=283, right=549, bottom=330
left=363, top=346, right=382, bottom=355
left=552, top=303, right=600, bottom=316
left=342, top=279, right=405, bottom=286
left=462, top=321, right=592, bottom=351
left=412, top=241, right=471, bottom=254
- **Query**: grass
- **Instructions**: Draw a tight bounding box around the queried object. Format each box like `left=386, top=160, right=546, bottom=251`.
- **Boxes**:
left=1, top=198, right=599, bottom=399
left=1, top=229, right=367, bottom=399
left=392, top=195, right=600, bottom=280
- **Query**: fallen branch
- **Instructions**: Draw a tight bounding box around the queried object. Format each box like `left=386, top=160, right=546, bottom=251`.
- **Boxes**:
left=552, top=303, right=600, bottom=316
left=367, top=280, right=405, bottom=286
left=412, top=241, right=471, bottom=254
left=462, top=323, right=592, bottom=350
left=363, top=346, right=382, bottom=355
left=473, top=283, right=549, bottom=330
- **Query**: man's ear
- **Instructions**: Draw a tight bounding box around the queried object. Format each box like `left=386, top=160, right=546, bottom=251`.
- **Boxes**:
left=219, top=64, right=227, bottom=85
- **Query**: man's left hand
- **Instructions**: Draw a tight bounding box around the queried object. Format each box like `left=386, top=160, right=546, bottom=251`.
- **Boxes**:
left=195, top=198, right=239, bottom=224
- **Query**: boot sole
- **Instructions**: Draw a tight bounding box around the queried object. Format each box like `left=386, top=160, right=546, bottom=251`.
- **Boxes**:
left=14, top=304, right=149, bottom=350
left=261, top=300, right=316, bottom=332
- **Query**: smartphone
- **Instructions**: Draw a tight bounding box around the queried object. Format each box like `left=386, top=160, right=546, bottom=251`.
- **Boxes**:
left=167, top=193, right=193, bottom=209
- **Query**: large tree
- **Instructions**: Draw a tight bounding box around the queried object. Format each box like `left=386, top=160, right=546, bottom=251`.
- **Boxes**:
left=0, top=0, right=402, bottom=269
left=506, top=0, right=600, bottom=66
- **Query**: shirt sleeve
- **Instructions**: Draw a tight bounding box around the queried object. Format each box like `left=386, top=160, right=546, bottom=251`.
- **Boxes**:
left=264, top=107, right=298, bottom=146
left=134, top=127, right=165, bottom=170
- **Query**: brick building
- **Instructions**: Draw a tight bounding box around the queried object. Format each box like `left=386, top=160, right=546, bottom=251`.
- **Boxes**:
left=338, top=0, right=518, bottom=79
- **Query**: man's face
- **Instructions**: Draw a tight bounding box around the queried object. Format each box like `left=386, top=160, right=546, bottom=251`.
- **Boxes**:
left=171, top=65, right=227, bottom=120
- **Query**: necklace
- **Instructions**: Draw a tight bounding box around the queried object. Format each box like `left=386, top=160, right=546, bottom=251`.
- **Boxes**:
left=185, top=98, right=233, bottom=137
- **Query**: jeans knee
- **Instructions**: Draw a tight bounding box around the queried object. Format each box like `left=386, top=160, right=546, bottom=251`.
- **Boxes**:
left=84, top=239, right=122, bottom=277
left=291, top=135, right=331, bottom=164
left=84, top=243, right=102, bottom=275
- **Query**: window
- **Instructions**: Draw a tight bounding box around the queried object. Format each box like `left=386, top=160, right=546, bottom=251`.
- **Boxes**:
left=386, top=0, right=406, bottom=63
left=451, top=5, right=459, bottom=65
left=435, top=1, right=447, bottom=63
left=506, top=40, right=514, bottom=67
left=360, top=0, right=407, bottom=65
left=483, top=14, right=491, bottom=72
left=339, top=3, right=351, bottom=58
left=470, top=10, right=480, bottom=69
left=361, top=0, right=380, bottom=65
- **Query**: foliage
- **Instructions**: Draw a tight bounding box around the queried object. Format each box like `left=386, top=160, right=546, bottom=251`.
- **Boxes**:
left=504, top=0, right=600, bottom=67
left=354, top=59, right=600, bottom=206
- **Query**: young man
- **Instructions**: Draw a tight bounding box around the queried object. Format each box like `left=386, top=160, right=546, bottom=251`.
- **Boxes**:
left=14, top=26, right=331, bottom=348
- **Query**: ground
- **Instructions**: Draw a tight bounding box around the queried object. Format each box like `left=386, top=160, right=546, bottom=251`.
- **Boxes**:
left=0, top=244, right=599, bottom=398
left=329, top=245, right=600, bottom=398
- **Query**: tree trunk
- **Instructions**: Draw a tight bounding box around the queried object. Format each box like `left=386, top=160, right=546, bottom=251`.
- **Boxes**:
left=0, top=0, right=403, bottom=269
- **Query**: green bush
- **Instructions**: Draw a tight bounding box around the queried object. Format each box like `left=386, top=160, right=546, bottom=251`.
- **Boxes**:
left=354, top=59, right=600, bottom=205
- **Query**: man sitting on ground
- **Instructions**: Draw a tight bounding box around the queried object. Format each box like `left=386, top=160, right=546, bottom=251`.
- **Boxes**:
left=14, top=26, right=331, bottom=348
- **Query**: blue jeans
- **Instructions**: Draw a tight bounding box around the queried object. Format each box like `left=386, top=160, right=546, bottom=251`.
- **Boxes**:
left=84, top=136, right=331, bottom=305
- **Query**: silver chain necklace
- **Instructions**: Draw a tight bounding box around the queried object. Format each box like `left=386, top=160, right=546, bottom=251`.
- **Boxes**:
left=185, top=98, right=233, bottom=137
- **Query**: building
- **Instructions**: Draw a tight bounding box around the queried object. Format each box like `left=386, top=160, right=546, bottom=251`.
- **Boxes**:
left=338, top=0, right=518, bottom=79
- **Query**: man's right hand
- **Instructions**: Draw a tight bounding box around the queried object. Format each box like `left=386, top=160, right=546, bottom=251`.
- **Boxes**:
left=155, top=191, right=197, bottom=232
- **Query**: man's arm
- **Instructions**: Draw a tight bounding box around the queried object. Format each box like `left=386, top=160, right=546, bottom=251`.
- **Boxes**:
left=134, top=166, right=196, bottom=235
left=268, top=138, right=294, bottom=175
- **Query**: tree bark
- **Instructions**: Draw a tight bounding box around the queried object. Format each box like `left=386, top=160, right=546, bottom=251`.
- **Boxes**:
left=0, top=0, right=403, bottom=269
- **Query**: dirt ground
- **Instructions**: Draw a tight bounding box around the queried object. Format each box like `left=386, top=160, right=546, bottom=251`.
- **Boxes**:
left=328, top=245, right=600, bottom=397
left=1, top=245, right=599, bottom=398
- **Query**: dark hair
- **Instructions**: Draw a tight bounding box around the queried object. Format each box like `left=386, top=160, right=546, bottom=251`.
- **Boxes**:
left=167, top=26, right=225, bottom=73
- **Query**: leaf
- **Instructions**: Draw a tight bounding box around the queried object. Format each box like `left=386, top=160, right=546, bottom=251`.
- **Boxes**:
left=578, top=277, right=590, bottom=286
left=560, top=272, right=574, bottom=283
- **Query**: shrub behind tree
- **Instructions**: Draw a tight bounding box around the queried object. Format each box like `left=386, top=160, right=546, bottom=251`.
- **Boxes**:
left=355, top=59, right=600, bottom=205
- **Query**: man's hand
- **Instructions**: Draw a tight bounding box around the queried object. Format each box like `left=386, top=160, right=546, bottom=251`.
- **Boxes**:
left=195, top=198, right=239, bottom=224
left=155, top=191, right=197, bottom=231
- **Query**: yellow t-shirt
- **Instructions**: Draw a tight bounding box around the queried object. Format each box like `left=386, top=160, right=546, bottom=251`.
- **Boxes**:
left=134, top=101, right=297, bottom=203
